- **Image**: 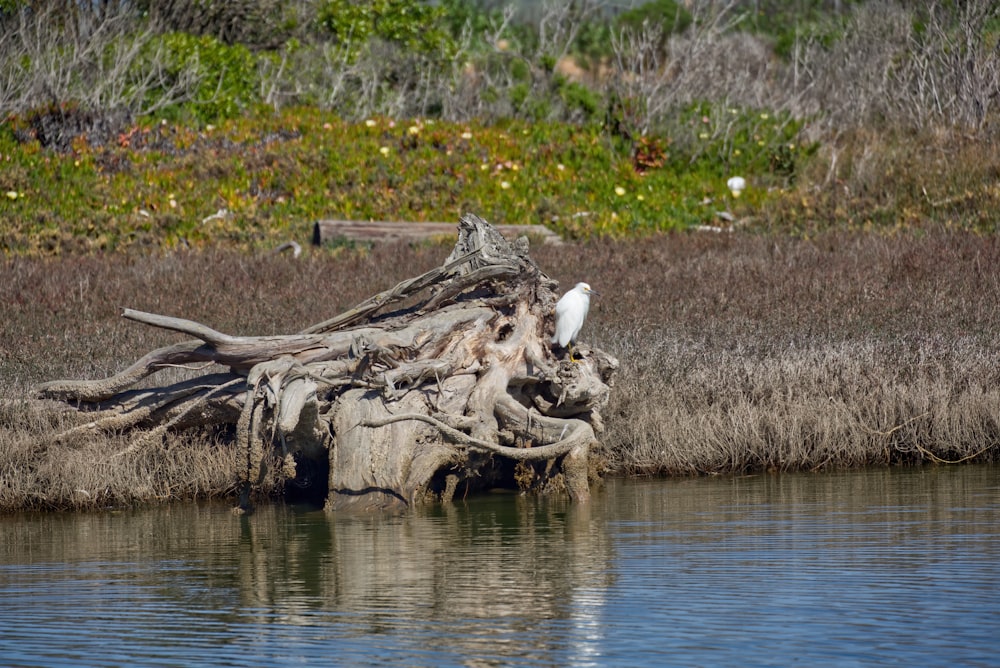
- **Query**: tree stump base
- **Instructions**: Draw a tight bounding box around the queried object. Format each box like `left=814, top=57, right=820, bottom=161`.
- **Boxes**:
left=36, top=215, right=618, bottom=511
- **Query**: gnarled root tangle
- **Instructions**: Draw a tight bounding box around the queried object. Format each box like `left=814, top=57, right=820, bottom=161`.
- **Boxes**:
left=35, top=214, right=618, bottom=511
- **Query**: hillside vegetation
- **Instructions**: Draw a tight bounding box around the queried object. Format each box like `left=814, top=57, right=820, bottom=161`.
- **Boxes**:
left=0, top=0, right=998, bottom=254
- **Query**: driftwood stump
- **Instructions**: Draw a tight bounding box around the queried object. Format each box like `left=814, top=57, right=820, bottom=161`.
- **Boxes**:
left=36, top=215, right=618, bottom=511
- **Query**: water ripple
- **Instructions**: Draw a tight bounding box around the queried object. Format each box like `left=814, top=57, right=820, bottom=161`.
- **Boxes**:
left=1, top=466, right=998, bottom=667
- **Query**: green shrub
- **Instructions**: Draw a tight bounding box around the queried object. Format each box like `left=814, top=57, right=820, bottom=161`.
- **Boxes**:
left=557, top=79, right=601, bottom=121
left=743, top=0, right=857, bottom=60
left=316, top=0, right=457, bottom=61
left=615, top=0, right=692, bottom=37
left=140, top=32, right=261, bottom=123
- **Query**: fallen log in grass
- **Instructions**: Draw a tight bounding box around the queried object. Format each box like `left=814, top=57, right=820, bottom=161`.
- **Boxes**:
left=36, top=214, right=617, bottom=512
left=312, top=219, right=564, bottom=247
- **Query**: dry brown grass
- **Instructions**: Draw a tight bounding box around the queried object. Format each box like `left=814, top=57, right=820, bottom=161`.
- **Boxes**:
left=761, top=128, right=1000, bottom=235
left=533, top=230, right=1000, bottom=475
left=2, top=230, right=999, bottom=510
left=0, top=243, right=446, bottom=510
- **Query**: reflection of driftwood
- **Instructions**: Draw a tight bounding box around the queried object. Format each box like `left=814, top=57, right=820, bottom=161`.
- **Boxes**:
left=36, top=214, right=617, bottom=511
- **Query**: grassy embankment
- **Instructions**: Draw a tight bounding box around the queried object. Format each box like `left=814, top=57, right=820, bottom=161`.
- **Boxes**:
left=3, top=229, right=1000, bottom=510
left=1, top=0, right=999, bottom=510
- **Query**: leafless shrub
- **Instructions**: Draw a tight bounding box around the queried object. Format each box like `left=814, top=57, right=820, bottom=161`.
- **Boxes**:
left=607, top=1, right=787, bottom=136
left=0, top=1, right=208, bottom=120
left=604, top=0, right=999, bottom=146
left=442, top=1, right=604, bottom=122
left=793, top=0, right=1000, bottom=135
left=256, top=25, right=470, bottom=120
left=142, top=0, right=296, bottom=50
left=891, top=0, right=1000, bottom=132
left=787, top=3, right=909, bottom=132
left=257, top=1, right=604, bottom=122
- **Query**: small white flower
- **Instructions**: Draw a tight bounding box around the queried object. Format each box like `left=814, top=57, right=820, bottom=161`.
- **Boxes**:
left=727, top=176, right=746, bottom=198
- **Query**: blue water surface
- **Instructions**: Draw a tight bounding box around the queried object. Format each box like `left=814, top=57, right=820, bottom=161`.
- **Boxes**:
left=1, top=465, right=998, bottom=667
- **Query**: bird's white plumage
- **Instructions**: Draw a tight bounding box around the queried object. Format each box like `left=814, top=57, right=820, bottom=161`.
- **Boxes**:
left=551, top=282, right=594, bottom=347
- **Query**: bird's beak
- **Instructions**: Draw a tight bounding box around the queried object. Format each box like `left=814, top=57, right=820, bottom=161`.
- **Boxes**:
left=590, top=289, right=600, bottom=297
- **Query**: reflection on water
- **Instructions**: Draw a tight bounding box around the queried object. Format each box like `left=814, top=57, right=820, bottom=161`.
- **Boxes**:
left=1, top=466, right=998, bottom=667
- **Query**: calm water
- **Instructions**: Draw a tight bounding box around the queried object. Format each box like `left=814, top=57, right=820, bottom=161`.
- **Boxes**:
left=1, top=466, right=998, bottom=667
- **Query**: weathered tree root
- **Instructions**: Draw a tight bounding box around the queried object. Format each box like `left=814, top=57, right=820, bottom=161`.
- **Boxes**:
left=35, top=214, right=617, bottom=511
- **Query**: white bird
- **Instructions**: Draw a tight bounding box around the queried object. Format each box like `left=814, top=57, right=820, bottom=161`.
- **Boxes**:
left=551, top=282, right=598, bottom=359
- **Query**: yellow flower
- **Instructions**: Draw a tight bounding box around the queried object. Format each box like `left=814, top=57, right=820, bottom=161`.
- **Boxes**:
left=5, top=191, right=18, bottom=200
left=614, top=186, right=626, bottom=196
left=379, top=146, right=390, bottom=156
left=760, top=113, right=769, bottom=120
left=407, top=125, right=420, bottom=135
left=365, top=119, right=377, bottom=127
left=500, top=181, right=511, bottom=190
left=699, top=132, right=709, bottom=140
left=636, top=194, right=645, bottom=201
left=556, top=163, right=565, bottom=171
left=461, top=131, right=472, bottom=140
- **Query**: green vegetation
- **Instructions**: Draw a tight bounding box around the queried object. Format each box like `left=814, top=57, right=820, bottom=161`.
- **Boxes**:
left=317, top=0, right=458, bottom=59
left=0, top=105, right=808, bottom=253
left=0, top=0, right=996, bottom=255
